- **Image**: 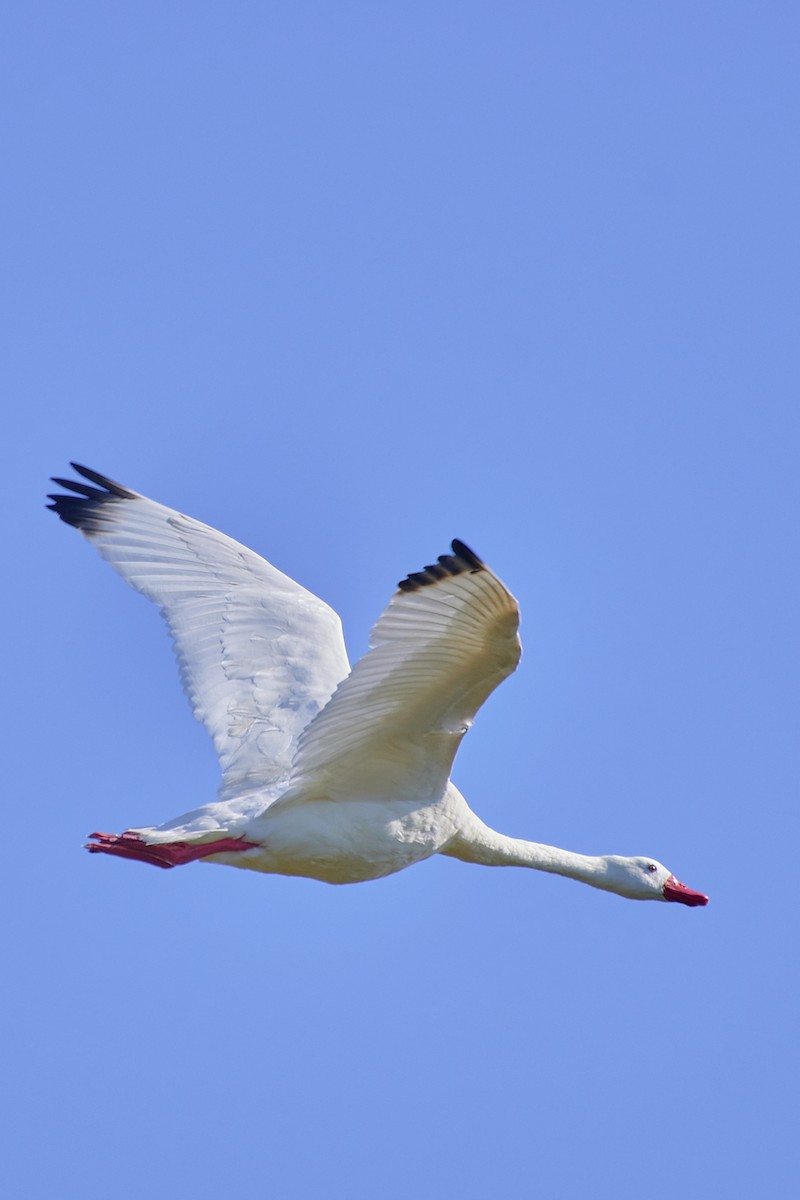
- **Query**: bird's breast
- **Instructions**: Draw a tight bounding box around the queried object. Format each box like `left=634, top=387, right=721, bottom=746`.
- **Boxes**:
left=232, top=796, right=462, bottom=884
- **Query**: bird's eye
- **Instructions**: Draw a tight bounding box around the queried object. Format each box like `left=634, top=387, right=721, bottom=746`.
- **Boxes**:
left=648, top=864, right=657, bottom=873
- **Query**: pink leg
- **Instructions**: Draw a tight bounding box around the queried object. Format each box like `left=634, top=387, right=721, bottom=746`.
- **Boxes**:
left=85, top=830, right=259, bottom=869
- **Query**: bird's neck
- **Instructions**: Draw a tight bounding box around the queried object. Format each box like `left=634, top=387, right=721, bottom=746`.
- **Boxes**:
left=442, top=814, right=609, bottom=889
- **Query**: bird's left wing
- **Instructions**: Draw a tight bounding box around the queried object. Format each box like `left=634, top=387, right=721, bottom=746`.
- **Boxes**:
left=48, top=465, right=351, bottom=800
left=286, top=541, right=521, bottom=802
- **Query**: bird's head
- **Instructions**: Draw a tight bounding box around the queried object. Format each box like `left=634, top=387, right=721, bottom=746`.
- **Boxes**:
left=602, top=856, right=709, bottom=905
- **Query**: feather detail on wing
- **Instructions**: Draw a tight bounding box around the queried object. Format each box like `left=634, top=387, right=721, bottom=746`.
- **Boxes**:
left=48, top=465, right=351, bottom=800
left=287, top=540, right=521, bottom=802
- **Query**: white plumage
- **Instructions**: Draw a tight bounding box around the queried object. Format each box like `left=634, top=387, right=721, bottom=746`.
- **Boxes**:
left=48, top=464, right=707, bottom=906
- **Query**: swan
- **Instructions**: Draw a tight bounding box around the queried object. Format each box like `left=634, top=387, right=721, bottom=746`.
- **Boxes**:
left=48, top=464, right=708, bottom=907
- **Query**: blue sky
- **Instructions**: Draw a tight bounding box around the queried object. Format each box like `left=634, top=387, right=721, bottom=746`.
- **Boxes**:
left=3, top=4, right=798, bottom=1197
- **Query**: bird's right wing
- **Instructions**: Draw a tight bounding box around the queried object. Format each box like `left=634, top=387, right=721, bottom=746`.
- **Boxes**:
left=285, top=540, right=521, bottom=804
left=48, top=465, right=351, bottom=800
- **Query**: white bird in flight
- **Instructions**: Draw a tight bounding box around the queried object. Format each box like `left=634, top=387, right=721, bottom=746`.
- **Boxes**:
left=48, top=464, right=708, bottom=907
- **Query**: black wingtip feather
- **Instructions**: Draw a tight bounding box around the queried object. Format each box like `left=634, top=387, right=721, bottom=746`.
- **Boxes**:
left=397, top=539, right=486, bottom=592
left=450, top=539, right=484, bottom=570
left=69, top=463, right=136, bottom=498
left=47, top=465, right=138, bottom=531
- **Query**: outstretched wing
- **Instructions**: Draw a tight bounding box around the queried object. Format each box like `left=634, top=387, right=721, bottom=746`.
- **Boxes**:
left=287, top=540, right=521, bottom=802
left=48, top=465, right=350, bottom=799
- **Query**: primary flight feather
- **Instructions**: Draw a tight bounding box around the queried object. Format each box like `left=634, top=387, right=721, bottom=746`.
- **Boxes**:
left=48, top=464, right=708, bottom=906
